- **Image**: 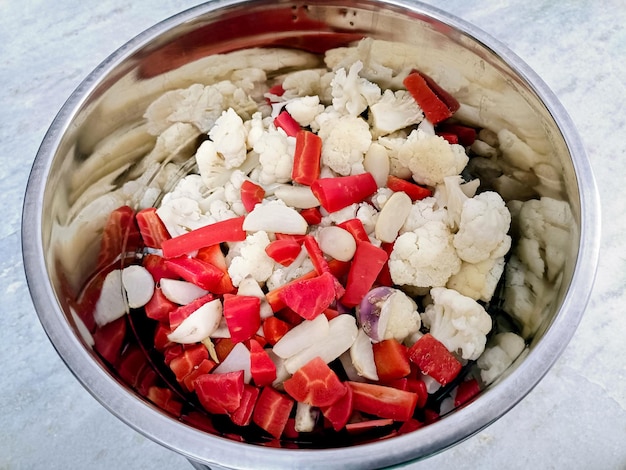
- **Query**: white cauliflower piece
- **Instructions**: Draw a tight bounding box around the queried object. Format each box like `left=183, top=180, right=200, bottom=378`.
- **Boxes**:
left=331, top=61, right=381, bottom=116
left=421, top=287, right=492, bottom=361
left=398, top=129, right=469, bottom=186
left=285, top=96, right=325, bottom=127
left=370, top=187, right=394, bottom=211
left=227, top=231, right=276, bottom=287
left=446, top=256, right=506, bottom=302
left=318, top=114, right=371, bottom=175
left=454, top=191, right=512, bottom=264
left=245, top=111, right=268, bottom=149
left=208, top=108, right=248, bottom=168
left=477, top=332, right=526, bottom=385
left=378, top=133, right=413, bottom=180
left=195, top=140, right=232, bottom=190
left=435, top=175, right=480, bottom=231
left=369, top=89, right=423, bottom=136
left=382, top=290, right=421, bottom=343
left=401, top=197, right=447, bottom=233
left=265, top=249, right=314, bottom=291
left=253, top=127, right=296, bottom=184
left=280, top=68, right=334, bottom=103
left=156, top=197, right=213, bottom=237
left=389, top=221, right=461, bottom=288
left=355, top=203, right=379, bottom=235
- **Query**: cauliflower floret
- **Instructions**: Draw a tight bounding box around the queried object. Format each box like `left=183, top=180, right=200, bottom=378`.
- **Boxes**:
left=446, top=256, right=506, bottom=302
left=398, top=129, right=469, bottom=186
left=421, top=287, right=492, bottom=361
left=227, top=231, right=276, bottom=287
left=265, top=248, right=314, bottom=291
left=477, top=332, right=526, bottom=385
left=355, top=203, right=379, bottom=235
left=378, top=133, right=413, bottom=180
left=156, top=197, right=213, bottom=237
left=318, top=114, right=371, bottom=175
left=195, top=140, right=232, bottom=190
left=382, top=290, right=421, bottom=343
left=280, top=68, right=334, bottom=103
left=245, top=111, right=268, bottom=149
left=401, top=197, right=447, bottom=233
left=454, top=191, right=512, bottom=264
left=369, top=89, right=423, bottom=137
left=434, top=175, right=480, bottom=230
left=389, top=221, right=461, bottom=288
left=285, top=96, right=325, bottom=127
left=223, top=170, right=246, bottom=216
left=253, top=127, right=296, bottom=184
left=331, top=61, right=381, bottom=116
left=208, top=108, right=248, bottom=168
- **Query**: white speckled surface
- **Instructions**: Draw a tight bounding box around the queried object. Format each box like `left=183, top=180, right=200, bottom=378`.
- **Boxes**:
left=2, top=0, right=625, bottom=469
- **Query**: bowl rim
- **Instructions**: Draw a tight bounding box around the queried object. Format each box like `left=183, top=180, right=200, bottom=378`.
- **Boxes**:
left=22, top=0, right=601, bottom=468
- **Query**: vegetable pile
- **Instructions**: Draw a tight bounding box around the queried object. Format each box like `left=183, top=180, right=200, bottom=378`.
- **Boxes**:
left=71, top=38, right=538, bottom=446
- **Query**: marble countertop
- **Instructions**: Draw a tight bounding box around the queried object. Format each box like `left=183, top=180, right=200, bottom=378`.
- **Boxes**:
left=2, top=0, right=625, bottom=468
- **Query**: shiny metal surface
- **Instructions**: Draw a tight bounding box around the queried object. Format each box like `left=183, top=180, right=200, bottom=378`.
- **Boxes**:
left=22, top=0, right=600, bottom=468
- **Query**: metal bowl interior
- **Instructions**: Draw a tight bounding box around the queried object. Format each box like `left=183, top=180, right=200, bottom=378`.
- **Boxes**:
left=22, top=0, right=600, bottom=468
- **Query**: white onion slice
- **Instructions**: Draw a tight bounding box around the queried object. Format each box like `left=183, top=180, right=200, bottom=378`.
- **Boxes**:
left=167, top=298, right=222, bottom=344
left=93, top=269, right=127, bottom=327
left=273, top=314, right=329, bottom=359
left=243, top=200, right=308, bottom=234
left=349, top=329, right=379, bottom=380
left=121, top=265, right=154, bottom=308
left=160, top=278, right=208, bottom=305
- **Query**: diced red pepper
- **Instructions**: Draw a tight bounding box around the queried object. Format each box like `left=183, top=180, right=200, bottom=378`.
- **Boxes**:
left=169, top=343, right=209, bottom=382
left=341, top=242, right=389, bottom=308
left=265, top=238, right=302, bottom=266
left=136, top=207, right=171, bottom=249
left=303, top=235, right=345, bottom=298
left=292, top=129, right=322, bottom=185
left=97, top=205, right=141, bottom=269
left=252, top=387, right=294, bottom=439
left=373, top=339, right=411, bottom=381
left=144, top=287, right=177, bottom=322
left=231, top=384, right=260, bottom=427
left=161, top=216, right=246, bottom=259
left=311, top=173, right=378, bottom=213
left=423, top=408, right=440, bottom=424
left=147, top=386, right=183, bottom=416
left=397, top=418, right=425, bottom=434
left=417, top=71, right=460, bottom=114
left=348, top=381, right=418, bottom=422
left=223, top=294, right=261, bottom=344
left=283, top=357, right=347, bottom=407
left=137, top=367, right=159, bottom=396
left=182, top=358, right=217, bottom=392
left=375, top=241, right=395, bottom=287
left=240, top=180, right=265, bottom=212
left=262, top=316, right=292, bottom=345
left=323, top=308, right=340, bottom=321
left=267, top=83, right=285, bottom=99
left=406, top=377, right=429, bottom=409
left=436, top=122, right=477, bottom=146
left=403, top=72, right=453, bottom=125
left=408, top=333, right=462, bottom=386
left=214, top=337, right=236, bottom=363
left=168, top=293, right=215, bottom=330
left=274, top=110, right=301, bottom=137
left=249, top=339, right=277, bottom=387
left=153, top=322, right=174, bottom=352
left=117, top=345, right=149, bottom=389
left=273, top=307, right=305, bottom=327
left=386, top=175, right=432, bottom=201
left=345, top=418, right=395, bottom=434
left=195, top=370, right=245, bottom=414
left=454, top=378, right=481, bottom=407
left=142, top=253, right=179, bottom=283
left=93, top=316, right=127, bottom=365
left=320, top=382, right=353, bottom=432
left=299, top=207, right=322, bottom=225
left=163, top=344, right=183, bottom=365
left=437, top=132, right=459, bottom=145
left=196, top=244, right=235, bottom=295
left=337, top=218, right=370, bottom=244
left=278, top=271, right=337, bottom=320
left=165, top=256, right=224, bottom=292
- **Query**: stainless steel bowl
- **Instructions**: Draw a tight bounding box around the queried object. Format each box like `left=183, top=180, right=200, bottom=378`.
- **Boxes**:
left=22, top=0, right=600, bottom=468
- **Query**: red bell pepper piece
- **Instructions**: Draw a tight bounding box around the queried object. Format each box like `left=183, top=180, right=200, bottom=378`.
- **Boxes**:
left=136, top=207, right=171, bottom=249
left=231, top=384, right=260, bottom=427
left=311, top=173, right=378, bottom=213
left=283, top=357, right=347, bottom=407
left=423, top=408, right=440, bottom=424
left=386, top=175, right=432, bottom=201
left=195, top=370, right=245, bottom=414
left=454, top=378, right=481, bottom=407
left=223, top=294, right=261, bottom=344
left=182, top=358, right=216, bottom=392
left=163, top=344, right=183, bottom=365
left=168, top=293, right=215, bottom=330
left=196, top=244, right=235, bottom=295
left=408, top=333, right=462, bottom=386
left=97, top=205, right=141, bottom=269
left=398, top=418, right=425, bottom=434
left=93, top=316, right=127, bottom=365
left=274, top=110, right=301, bottom=137
left=406, top=376, right=429, bottom=409
left=403, top=72, right=454, bottom=125
left=117, top=345, right=149, bottom=388
left=373, top=339, right=411, bottom=381
left=267, top=83, right=285, bottom=99
left=341, top=242, right=389, bottom=308
left=137, top=367, right=159, bottom=396
left=345, top=418, right=395, bottom=434
left=273, top=307, right=305, bottom=327
left=146, top=386, right=183, bottom=416
left=214, top=337, right=236, bottom=363
left=278, top=271, right=337, bottom=320
left=436, top=122, right=477, bottom=146
left=299, top=207, right=322, bottom=225
left=303, top=235, right=345, bottom=298
left=153, top=322, right=174, bottom=352
left=337, top=218, right=370, bottom=244
left=375, top=241, right=395, bottom=287
left=320, top=382, right=353, bottom=431
left=142, top=253, right=179, bottom=283
left=252, top=386, right=294, bottom=439
left=437, top=132, right=459, bottom=145
left=417, top=71, right=460, bottom=114
left=248, top=339, right=277, bottom=387
left=262, top=316, right=292, bottom=345
left=265, top=238, right=302, bottom=266
left=169, top=343, right=209, bottom=382
left=144, top=287, right=177, bottom=322
left=161, top=216, right=246, bottom=258
left=348, top=381, right=418, bottom=422
left=292, top=129, right=322, bottom=185
left=240, top=180, right=265, bottom=212
left=164, top=256, right=225, bottom=292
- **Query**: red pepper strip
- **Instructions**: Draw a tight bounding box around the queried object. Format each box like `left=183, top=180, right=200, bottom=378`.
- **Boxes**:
left=408, top=333, right=462, bottom=386
left=299, top=207, right=322, bottom=225
left=195, top=370, right=245, bottom=414
left=168, top=293, right=215, bottom=330
left=376, top=241, right=395, bottom=287
left=182, top=358, right=216, bottom=392
left=292, top=129, right=322, bottom=186
left=398, top=418, right=425, bottom=434
left=169, top=343, right=209, bottom=382
left=265, top=238, right=302, bottom=266
left=407, top=376, right=429, bottom=409
left=283, top=356, right=347, bottom=407
left=223, top=294, right=262, bottom=344
left=403, top=72, right=453, bottom=125
left=196, top=244, right=235, bottom=295
left=118, top=345, right=149, bottom=388
left=341, top=242, right=389, bottom=308
left=337, top=218, right=370, bottom=244
left=240, top=180, right=265, bottom=212
left=93, top=317, right=127, bottom=365
left=386, top=175, right=432, bottom=201
left=252, top=386, right=294, bottom=439
left=320, top=382, right=353, bottom=431
left=146, top=386, right=183, bottom=416
left=98, top=205, right=141, bottom=269
left=267, top=83, right=285, bottom=97
left=348, top=381, right=418, bottom=422
left=144, top=287, right=177, bottom=322
left=161, top=216, right=246, bottom=259
left=454, top=378, right=481, bottom=407
left=165, top=256, right=225, bottom=291
left=345, top=418, right=395, bottom=434
left=274, top=110, right=301, bottom=137
left=437, top=132, right=459, bottom=145
left=136, top=207, right=171, bottom=249
left=142, top=253, right=179, bottom=283
left=436, top=122, right=477, bottom=146
left=417, top=71, right=460, bottom=114
left=153, top=323, right=173, bottom=352
left=274, top=307, right=304, bottom=327
left=230, top=384, right=260, bottom=427
left=311, top=173, right=378, bottom=213
left=249, top=338, right=277, bottom=387
left=278, top=271, right=337, bottom=321
left=373, top=339, right=412, bottom=382
left=262, top=316, right=291, bottom=345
